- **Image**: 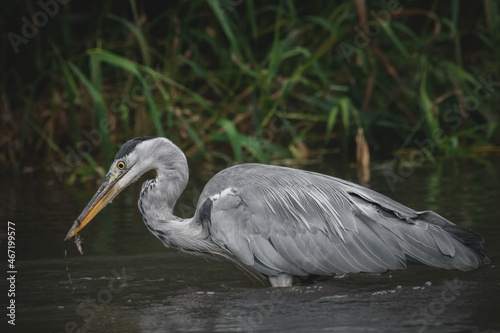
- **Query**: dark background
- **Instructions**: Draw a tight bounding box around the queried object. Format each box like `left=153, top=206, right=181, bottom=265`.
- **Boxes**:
left=1, top=0, right=499, bottom=181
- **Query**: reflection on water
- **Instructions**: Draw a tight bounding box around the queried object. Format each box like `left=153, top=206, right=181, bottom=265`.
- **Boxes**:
left=1, top=157, right=500, bottom=332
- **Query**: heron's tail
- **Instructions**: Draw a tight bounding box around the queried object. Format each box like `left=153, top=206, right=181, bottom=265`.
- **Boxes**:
left=417, top=211, right=490, bottom=266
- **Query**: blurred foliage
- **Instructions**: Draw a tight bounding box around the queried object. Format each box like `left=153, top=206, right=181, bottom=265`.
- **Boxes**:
left=1, top=0, right=499, bottom=181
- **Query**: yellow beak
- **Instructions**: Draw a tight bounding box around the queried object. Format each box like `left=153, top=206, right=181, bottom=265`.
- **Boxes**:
left=64, top=171, right=127, bottom=240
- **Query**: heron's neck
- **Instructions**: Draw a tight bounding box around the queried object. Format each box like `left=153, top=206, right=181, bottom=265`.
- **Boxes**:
left=137, top=155, right=211, bottom=252
left=138, top=175, right=184, bottom=223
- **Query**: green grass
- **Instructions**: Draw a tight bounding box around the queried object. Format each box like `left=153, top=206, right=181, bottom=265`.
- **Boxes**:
left=2, top=0, right=499, bottom=181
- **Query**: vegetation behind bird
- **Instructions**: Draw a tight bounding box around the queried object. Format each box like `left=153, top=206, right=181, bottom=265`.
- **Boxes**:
left=1, top=1, right=499, bottom=180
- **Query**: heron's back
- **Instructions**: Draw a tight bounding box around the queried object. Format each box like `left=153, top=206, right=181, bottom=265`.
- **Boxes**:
left=195, top=163, right=489, bottom=278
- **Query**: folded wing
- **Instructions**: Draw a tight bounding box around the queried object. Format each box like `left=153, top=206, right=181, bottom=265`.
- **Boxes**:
left=198, top=164, right=487, bottom=277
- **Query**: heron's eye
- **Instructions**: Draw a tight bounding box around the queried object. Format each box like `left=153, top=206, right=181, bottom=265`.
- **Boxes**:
left=117, top=161, right=126, bottom=170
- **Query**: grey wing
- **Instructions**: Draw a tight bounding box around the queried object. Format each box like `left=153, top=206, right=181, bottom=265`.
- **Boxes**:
left=201, top=167, right=484, bottom=277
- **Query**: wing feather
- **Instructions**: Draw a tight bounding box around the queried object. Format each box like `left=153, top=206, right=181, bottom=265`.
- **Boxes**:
left=197, top=164, right=486, bottom=277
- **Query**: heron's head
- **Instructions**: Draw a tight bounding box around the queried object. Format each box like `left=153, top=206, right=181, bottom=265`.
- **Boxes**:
left=64, top=136, right=187, bottom=241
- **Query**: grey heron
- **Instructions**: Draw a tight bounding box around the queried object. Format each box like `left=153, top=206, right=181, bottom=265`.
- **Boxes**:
left=65, top=136, right=490, bottom=287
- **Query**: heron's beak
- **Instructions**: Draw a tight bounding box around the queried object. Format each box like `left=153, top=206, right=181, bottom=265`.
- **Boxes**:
left=64, top=170, right=128, bottom=240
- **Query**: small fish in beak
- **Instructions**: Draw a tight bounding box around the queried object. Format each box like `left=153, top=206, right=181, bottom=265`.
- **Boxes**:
left=65, top=166, right=128, bottom=254
left=74, top=233, right=84, bottom=255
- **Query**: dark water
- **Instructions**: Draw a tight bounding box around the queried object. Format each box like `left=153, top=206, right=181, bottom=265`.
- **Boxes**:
left=2, top=157, right=500, bottom=332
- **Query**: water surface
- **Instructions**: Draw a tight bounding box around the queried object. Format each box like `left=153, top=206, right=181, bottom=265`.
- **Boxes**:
left=2, top=157, right=500, bottom=332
